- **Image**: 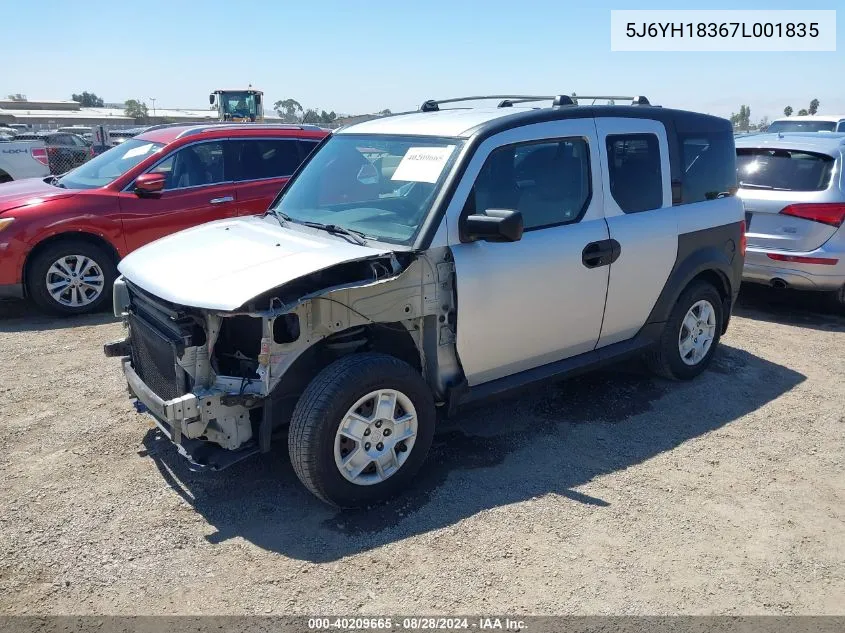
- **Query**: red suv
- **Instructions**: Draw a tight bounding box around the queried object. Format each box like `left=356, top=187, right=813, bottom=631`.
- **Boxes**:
left=0, top=123, right=328, bottom=314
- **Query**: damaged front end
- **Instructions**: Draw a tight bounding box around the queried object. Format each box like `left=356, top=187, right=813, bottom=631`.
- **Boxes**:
left=105, top=247, right=461, bottom=471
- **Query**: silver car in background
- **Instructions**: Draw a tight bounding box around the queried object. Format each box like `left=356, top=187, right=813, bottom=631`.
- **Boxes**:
left=735, top=133, right=845, bottom=306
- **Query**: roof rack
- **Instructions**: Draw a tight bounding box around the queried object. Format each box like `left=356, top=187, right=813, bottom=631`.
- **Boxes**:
left=418, top=94, right=650, bottom=111
left=138, top=121, right=325, bottom=137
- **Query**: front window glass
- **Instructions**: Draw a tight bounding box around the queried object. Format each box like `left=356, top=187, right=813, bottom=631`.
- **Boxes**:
left=149, top=142, right=225, bottom=190
left=272, top=134, right=462, bottom=245
left=220, top=92, right=258, bottom=121
left=56, top=139, right=164, bottom=190
left=767, top=120, right=837, bottom=133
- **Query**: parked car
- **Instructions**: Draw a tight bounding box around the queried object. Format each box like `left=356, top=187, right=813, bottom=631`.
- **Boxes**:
left=13, top=131, right=93, bottom=174
left=108, top=127, right=149, bottom=147
left=105, top=95, right=745, bottom=507
left=767, top=115, right=845, bottom=134
left=736, top=132, right=845, bottom=305
left=0, top=123, right=329, bottom=313
left=0, top=138, right=51, bottom=183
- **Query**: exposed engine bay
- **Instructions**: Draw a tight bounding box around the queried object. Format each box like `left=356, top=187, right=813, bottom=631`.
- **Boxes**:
left=108, top=247, right=461, bottom=469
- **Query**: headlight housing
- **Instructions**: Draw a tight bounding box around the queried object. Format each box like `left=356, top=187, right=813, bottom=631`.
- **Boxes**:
left=0, top=217, right=14, bottom=232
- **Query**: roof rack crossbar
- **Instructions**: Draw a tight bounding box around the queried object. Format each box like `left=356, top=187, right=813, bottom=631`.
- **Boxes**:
left=420, top=94, right=650, bottom=112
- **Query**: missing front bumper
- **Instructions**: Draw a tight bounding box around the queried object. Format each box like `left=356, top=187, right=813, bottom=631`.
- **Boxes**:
left=122, top=358, right=259, bottom=471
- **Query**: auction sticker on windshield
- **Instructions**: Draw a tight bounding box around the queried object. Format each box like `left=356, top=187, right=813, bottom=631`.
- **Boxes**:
left=391, top=145, right=456, bottom=183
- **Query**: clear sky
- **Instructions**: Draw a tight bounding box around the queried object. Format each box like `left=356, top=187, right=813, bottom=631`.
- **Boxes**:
left=2, top=0, right=842, bottom=121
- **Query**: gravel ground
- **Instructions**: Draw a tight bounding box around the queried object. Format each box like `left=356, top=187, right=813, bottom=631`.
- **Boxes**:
left=0, top=285, right=842, bottom=616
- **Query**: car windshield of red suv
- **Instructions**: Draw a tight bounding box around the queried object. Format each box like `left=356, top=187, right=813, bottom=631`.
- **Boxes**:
left=55, top=139, right=164, bottom=190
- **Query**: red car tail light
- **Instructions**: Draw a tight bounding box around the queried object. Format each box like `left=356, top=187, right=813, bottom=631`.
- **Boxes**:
left=766, top=253, right=839, bottom=266
left=780, top=203, right=845, bottom=228
left=739, top=220, right=747, bottom=257
left=30, top=147, right=49, bottom=166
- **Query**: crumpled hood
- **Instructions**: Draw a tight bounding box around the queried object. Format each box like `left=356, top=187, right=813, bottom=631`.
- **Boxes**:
left=118, top=215, right=392, bottom=311
left=0, top=178, right=77, bottom=214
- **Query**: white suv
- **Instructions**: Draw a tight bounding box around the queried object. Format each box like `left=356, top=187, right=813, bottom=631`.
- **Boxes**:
left=106, top=94, right=745, bottom=507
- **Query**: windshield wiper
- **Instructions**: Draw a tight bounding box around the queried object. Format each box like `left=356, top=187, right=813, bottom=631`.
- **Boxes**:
left=299, top=221, right=368, bottom=245
left=738, top=182, right=774, bottom=190
left=268, top=208, right=291, bottom=229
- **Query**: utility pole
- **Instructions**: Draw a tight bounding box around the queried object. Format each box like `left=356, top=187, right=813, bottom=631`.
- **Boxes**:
left=149, top=97, right=157, bottom=119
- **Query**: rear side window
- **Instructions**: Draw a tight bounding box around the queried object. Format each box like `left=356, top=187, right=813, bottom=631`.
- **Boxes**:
left=230, top=139, right=308, bottom=181
left=680, top=131, right=737, bottom=203
left=606, top=134, right=662, bottom=213
left=736, top=148, right=834, bottom=192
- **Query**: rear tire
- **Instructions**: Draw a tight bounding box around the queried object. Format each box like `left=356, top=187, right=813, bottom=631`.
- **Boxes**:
left=829, top=285, right=845, bottom=312
left=646, top=280, right=723, bottom=380
left=288, top=353, right=435, bottom=508
left=26, top=239, right=117, bottom=316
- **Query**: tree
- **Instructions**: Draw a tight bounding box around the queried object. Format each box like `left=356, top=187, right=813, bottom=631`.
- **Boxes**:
left=124, top=99, right=148, bottom=121
left=797, top=108, right=809, bottom=116
left=301, top=108, right=321, bottom=124
left=273, top=98, right=303, bottom=122
left=758, top=116, right=769, bottom=131
left=72, top=92, right=104, bottom=107
left=809, top=98, right=819, bottom=115
left=730, top=105, right=751, bottom=131
left=783, top=106, right=793, bottom=117
left=378, top=109, right=392, bottom=116
left=570, top=92, right=578, bottom=105
left=5, top=93, right=26, bottom=101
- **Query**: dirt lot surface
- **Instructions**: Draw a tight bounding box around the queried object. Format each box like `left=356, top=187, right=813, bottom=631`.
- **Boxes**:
left=0, top=286, right=842, bottom=616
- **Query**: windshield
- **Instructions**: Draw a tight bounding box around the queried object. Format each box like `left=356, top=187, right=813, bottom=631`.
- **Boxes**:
left=57, top=139, right=164, bottom=190
left=767, top=120, right=837, bottom=133
left=220, top=92, right=259, bottom=120
left=737, top=148, right=834, bottom=192
left=271, top=134, right=462, bottom=245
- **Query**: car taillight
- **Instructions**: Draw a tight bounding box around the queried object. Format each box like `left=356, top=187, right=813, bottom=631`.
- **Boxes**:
left=767, top=254, right=839, bottom=266
left=739, top=220, right=747, bottom=257
left=780, top=203, right=845, bottom=228
left=30, top=147, right=49, bottom=166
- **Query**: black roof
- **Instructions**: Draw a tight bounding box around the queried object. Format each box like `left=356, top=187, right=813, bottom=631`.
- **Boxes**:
left=462, top=105, right=732, bottom=139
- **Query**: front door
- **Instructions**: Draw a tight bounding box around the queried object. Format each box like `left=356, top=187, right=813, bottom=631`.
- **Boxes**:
left=447, top=120, right=611, bottom=386
left=118, top=140, right=238, bottom=253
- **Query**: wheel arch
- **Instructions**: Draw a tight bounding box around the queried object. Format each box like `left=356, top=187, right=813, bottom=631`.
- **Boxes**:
left=645, top=245, right=735, bottom=333
left=268, top=321, right=423, bottom=425
left=23, top=231, right=121, bottom=296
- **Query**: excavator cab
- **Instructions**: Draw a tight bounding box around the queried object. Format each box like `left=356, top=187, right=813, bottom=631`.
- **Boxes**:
left=210, top=89, right=264, bottom=123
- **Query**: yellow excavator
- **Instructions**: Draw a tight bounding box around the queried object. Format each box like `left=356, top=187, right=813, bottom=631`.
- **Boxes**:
left=209, top=88, right=264, bottom=122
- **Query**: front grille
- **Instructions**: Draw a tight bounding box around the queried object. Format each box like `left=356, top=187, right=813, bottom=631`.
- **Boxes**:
left=129, top=312, right=184, bottom=401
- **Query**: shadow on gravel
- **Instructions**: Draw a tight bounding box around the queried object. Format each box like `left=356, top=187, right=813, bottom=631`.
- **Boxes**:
left=734, top=284, right=845, bottom=332
left=143, top=343, right=805, bottom=563
left=0, top=299, right=116, bottom=332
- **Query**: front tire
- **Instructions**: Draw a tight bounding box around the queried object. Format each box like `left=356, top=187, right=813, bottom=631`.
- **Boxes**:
left=26, top=240, right=116, bottom=315
left=647, top=280, right=723, bottom=380
left=288, top=353, right=436, bottom=508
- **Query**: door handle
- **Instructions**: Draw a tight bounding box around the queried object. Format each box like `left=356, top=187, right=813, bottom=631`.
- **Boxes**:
left=582, top=239, right=622, bottom=269
left=209, top=196, right=234, bottom=204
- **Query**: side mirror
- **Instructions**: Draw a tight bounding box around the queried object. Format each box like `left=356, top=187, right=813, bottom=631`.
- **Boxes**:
left=209, top=94, right=215, bottom=105
left=134, top=172, right=166, bottom=196
left=462, top=208, right=524, bottom=243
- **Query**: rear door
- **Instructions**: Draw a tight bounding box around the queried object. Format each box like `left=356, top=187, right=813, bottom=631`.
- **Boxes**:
left=594, top=118, right=678, bottom=348
left=229, top=138, right=319, bottom=216
left=737, top=147, right=840, bottom=252
left=118, top=140, right=238, bottom=253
